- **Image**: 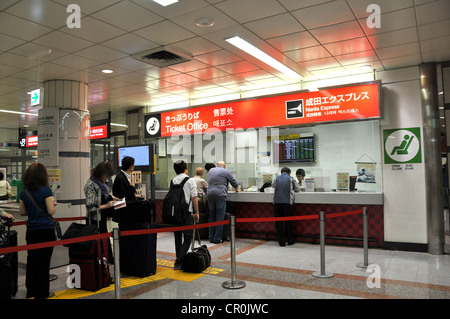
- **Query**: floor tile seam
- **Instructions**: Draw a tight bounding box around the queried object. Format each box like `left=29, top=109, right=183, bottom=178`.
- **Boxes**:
left=213, top=272, right=402, bottom=299
left=231, top=260, right=450, bottom=292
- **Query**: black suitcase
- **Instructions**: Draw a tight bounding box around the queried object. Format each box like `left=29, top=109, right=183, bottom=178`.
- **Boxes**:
left=119, top=222, right=157, bottom=277
left=0, top=218, right=18, bottom=299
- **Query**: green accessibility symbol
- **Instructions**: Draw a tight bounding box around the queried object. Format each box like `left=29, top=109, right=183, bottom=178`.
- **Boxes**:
left=384, top=127, right=421, bottom=164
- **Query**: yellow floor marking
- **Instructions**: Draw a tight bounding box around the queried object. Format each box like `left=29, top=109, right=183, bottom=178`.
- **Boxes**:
left=49, top=260, right=224, bottom=299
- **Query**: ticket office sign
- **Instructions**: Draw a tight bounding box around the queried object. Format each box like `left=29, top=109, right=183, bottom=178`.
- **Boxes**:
left=145, top=81, right=381, bottom=138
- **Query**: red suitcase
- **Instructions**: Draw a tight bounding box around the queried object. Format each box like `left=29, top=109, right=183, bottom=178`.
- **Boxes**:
left=68, top=238, right=111, bottom=291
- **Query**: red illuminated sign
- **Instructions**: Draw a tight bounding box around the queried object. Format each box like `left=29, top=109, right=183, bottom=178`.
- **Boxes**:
left=156, top=81, right=381, bottom=137
left=26, top=135, right=38, bottom=147
left=90, top=125, right=108, bottom=139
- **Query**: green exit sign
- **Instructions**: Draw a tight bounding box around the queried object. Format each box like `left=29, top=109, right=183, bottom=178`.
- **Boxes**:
left=30, top=88, right=41, bottom=106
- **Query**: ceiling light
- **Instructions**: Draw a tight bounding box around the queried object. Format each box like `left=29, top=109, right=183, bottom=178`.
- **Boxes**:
left=153, top=0, right=178, bottom=6
left=195, top=18, right=215, bottom=27
left=225, top=36, right=302, bottom=79
left=101, top=69, right=113, bottom=74
left=359, top=65, right=372, bottom=72
left=0, top=109, right=38, bottom=116
left=110, top=123, right=128, bottom=128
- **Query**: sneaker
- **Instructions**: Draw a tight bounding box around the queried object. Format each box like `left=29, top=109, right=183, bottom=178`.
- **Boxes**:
left=174, top=264, right=182, bottom=270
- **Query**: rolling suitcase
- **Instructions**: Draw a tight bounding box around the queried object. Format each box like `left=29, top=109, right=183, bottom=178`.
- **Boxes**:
left=0, top=218, right=18, bottom=299
left=68, top=237, right=111, bottom=291
left=65, top=215, right=111, bottom=291
left=119, top=222, right=157, bottom=277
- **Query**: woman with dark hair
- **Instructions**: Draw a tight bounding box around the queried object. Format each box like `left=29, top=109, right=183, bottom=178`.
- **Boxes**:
left=19, top=162, right=56, bottom=299
left=84, top=161, right=117, bottom=263
left=84, top=161, right=117, bottom=229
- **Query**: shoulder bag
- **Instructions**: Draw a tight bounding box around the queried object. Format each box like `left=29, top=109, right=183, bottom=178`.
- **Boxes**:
left=24, top=189, right=62, bottom=240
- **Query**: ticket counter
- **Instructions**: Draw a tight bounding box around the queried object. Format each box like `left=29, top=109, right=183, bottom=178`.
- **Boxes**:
left=154, top=191, right=384, bottom=248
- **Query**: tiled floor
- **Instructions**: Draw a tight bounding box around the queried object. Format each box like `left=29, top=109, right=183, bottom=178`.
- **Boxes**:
left=11, top=232, right=450, bottom=301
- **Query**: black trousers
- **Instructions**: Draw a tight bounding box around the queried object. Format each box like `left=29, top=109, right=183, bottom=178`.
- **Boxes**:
left=274, top=204, right=295, bottom=245
left=174, top=214, right=193, bottom=266
left=25, top=229, right=54, bottom=299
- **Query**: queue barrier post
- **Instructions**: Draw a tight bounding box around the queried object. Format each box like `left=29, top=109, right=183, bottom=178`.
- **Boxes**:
left=357, top=207, right=369, bottom=269
left=222, top=215, right=246, bottom=289
left=312, top=211, right=333, bottom=279
left=112, top=228, right=121, bottom=299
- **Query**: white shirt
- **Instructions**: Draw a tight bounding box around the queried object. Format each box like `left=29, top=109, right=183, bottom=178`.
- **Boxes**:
left=171, top=173, right=198, bottom=213
left=0, top=180, right=10, bottom=197
left=121, top=170, right=131, bottom=183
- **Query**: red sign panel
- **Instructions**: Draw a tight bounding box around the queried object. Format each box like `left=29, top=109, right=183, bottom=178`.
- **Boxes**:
left=158, top=81, right=381, bottom=137
left=90, top=125, right=108, bottom=139
left=26, top=135, right=38, bottom=147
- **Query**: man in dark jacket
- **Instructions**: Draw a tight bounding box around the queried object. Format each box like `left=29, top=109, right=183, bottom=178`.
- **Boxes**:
left=113, top=156, right=138, bottom=201
left=272, top=167, right=300, bottom=246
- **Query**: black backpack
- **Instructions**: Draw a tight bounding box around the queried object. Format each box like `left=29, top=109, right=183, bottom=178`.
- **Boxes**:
left=162, top=177, right=190, bottom=225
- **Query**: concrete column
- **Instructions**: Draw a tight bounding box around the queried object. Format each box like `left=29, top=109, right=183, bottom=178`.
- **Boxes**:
left=420, top=63, right=445, bottom=255
left=38, top=79, right=90, bottom=267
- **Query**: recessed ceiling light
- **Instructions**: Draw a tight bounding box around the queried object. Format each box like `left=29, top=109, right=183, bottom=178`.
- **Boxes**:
left=225, top=36, right=302, bottom=79
left=153, top=0, right=178, bottom=6
left=359, top=65, right=372, bottom=71
left=101, top=69, right=114, bottom=74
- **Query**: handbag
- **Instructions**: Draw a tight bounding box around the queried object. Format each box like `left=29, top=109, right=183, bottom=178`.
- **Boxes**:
left=181, top=219, right=211, bottom=273
left=24, top=189, right=62, bottom=240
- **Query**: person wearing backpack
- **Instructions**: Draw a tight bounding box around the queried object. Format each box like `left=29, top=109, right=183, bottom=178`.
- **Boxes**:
left=169, top=160, right=199, bottom=270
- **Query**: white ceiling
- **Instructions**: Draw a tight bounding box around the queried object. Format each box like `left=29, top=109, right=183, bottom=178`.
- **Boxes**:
left=0, top=0, right=449, bottom=131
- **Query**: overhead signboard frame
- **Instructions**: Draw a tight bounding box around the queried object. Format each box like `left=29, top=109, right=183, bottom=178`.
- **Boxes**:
left=144, top=80, right=382, bottom=138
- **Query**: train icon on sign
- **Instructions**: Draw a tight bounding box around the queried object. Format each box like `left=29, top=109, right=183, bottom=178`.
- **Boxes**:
left=286, top=99, right=304, bottom=119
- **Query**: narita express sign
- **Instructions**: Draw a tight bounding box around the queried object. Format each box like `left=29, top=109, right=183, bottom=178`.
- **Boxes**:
left=145, top=81, right=381, bottom=138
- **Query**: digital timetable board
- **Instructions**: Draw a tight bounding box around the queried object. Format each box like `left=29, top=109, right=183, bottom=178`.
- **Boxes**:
left=274, top=137, right=315, bottom=163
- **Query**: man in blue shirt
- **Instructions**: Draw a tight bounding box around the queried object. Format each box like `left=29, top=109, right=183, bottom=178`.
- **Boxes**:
left=207, top=161, right=240, bottom=244
left=272, top=167, right=300, bottom=246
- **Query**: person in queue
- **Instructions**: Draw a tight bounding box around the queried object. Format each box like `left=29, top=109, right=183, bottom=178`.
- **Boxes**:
left=204, top=162, right=215, bottom=173
left=113, top=156, right=139, bottom=201
left=84, top=161, right=117, bottom=262
left=206, top=161, right=240, bottom=244
left=194, top=167, right=208, bottom=238
left=19, top=163, right=56, bottom=299
left=171, top=160, right=199, bottom=270
left=0, top=208, right=14, bottom=222
left=0, top=171, right=11, bottom=200
left=272, top=167, right=300, bottom=246
left=296, top=168, right=306, bottom=186
left=193, top=166, right=208, bottom=210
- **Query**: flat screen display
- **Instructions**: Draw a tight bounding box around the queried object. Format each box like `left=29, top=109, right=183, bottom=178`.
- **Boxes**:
left=274, top=137, right=315, bottom=163
left=117, top=145, right=150, bottom=172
